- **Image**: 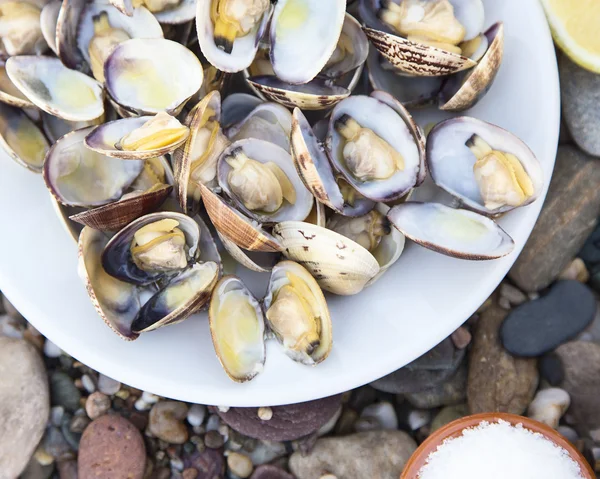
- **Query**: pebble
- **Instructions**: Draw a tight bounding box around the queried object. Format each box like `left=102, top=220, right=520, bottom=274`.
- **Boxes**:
left=0, top=314, right=25, bottom=338
left=501, top=281, right=596, bottom=357
left=2, top=294, right=24, bottom=320
left=557, top=425, right=579, bottom=445
left=205, top=430, right=225, bottom=449
left=85, top=392, right=111, bottom=420
left=527, top=388, right=571, bottom=429
left=81, top=374, right=96, bottom=394
left=468, top=305, right=539, bottom=414
left=149, top=401, right=189, bottom=444
left=560, top=54, right=600, bottom=156
left=317, top=406, right=342, bottom=436
left=20, top=458, right=54, bottom=479
left=0, top=337, right=50, bottom=478
left=431, top=404, right=469, bottom=432
left=33, top=446, right=54, bottom=466
left=78, top=415, right=146, bottom=479
left=248, top=440, right=287, bottom=465
left=43, top=339, right=62, bottom=358
left=553, top=341, right=600, bottom=434
left=370, top=338, right=465, bottom=394
left=97, top=374, right=121, bottom=396
left=57, top=460, right=78, bottom=479
left=289, top=430, right=417, bottom=479
left=206, top=414, right=222, bottom=432
left=334, top=408, right=359, bottom=436
left=356, top=402, right=398, bottom=431
left=558, top=258, right=590, bottom=283
left=404, top=362, right=467, bottom=409
left=539, top=352, right=564, bottom=386
left=407, top=409, right=431, bottom=431
left=182, top=468, right=198, bottom=479
left=450, top=326, right=471, bottom=350
left=499, top=283, right=528, bottom=307
left=51, top=406, right=65, bottom=427
left=182, top=447, right=225, bottom=477
left=70, top=414, right=91, bottom=434
left=258, top=407, right=273, bottom=421
left=509, top=146, right=600, bottom=292
left=142, top=391, right=160, bottom=404
left=44, top=426, right=74, bottom=461
left=227, top=452, right=254, bottom=478
left=50, top=371, right=82, bottom=412
left=61, top=413, right=83, bottom=452
left=187, top=404, right=207, bottom=427
left=216, top=395, right=343, bottom=442
left=134, top=398, right=150, bottom=411
left=250, top=465, right=295, bottom=479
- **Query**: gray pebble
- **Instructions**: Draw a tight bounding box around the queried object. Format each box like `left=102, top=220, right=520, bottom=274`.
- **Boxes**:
left=43, top=339, right=62, bottom=358
left=81, top=374, right=96, bottom=394
left=557, top=425, right=579, bottom=444
left=50, top=372, right=81, bottom=412
left=50, top=406, right=65, bottom=427
left=499, top=283, right=528, bottom=306
left=357, top=402, right=398, bottom=431
left=187, top=404, right=207, bottom=427
left=407, top=409, right=430, bottom=431
left=97, top=374, right=121, bottom=396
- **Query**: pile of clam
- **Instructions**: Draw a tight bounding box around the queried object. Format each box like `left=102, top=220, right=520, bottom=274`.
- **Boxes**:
left=0, top=0, right=543, bottom=382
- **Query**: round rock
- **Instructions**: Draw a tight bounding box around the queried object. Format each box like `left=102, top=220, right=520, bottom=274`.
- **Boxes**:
left=501, top=280, right=596, bottom=357
left=0, top=337, right=49, bottom=478
left=216, top=395, right=342, bottom=441
left=78, top=415, right=146, bottom=479
left=149, top=401, right=189, bottom=444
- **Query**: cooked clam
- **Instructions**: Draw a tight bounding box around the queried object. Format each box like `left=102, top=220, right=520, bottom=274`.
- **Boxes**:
left=0, top=0, right=48, bottom=56
left=427, top=116, right=543, bottom=215
left=110, top=0, right=196, bottom=24
left=264, top=260, right=332, bottom=365
left=209, top=275, right=266, bottom=382
left=387, top=202, right=514, bottom=260
left=218, top=139, right=314, bottom=223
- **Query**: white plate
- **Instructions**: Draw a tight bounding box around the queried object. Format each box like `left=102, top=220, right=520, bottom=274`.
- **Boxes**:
left=0, top=0, right=559, bottom=406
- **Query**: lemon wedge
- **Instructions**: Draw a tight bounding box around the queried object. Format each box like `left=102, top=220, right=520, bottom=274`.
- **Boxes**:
left=540, top=0, right=600, bottom=73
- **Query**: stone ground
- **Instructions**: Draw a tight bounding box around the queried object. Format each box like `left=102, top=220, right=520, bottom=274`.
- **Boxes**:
left=4, top=52, right=600, bottom=479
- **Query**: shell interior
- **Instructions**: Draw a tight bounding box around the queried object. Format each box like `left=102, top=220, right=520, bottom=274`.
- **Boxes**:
left=220, top=93, right=264, bottom=128
left=321, top=12, right=369, bottom=79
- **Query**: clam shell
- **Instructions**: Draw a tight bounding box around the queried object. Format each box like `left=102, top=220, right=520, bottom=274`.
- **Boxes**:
left=321, top=13, right=369, bottom=79
left=247, top=76, right=350, bottom=111
left=6, top=56, right=104, bottom=121
left=217, top=138, right=314, bottom=223
left=426, top=116, right=544, bottom=216
left=209, top=275, right=266, bottom=382
left=84, top=115, right=190, bottom=160
left=217, top=232, right=277, bottom=273
left=148, top=0, right=196, bottom=24
left=221, top=93, right=264, bottom=129
left=363, top=27, right=476, bottom=77
left=272, top=221, right=380, bottom=295
left=199, top=182, right=282, bottom=253
left=439, top=22, right=504, bottom=112
left=78, top=226, right=140, bottom=340
left=43, top=126, right=144, bottom=207
left=0, top=62, right=35, bottom=109
left=40, top=0, right=62, bottom=55
left=387, top=202, right=515, bottom=260
left=0, top=102, right=49, bottom=173
left=263, top=260, right=333, bottom=365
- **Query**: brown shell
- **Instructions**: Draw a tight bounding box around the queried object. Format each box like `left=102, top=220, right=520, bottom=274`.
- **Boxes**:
left=247, top=80, right=350, bottom=110
left=69, top=184, right=172, bottom=231
left=200, top=183, right=283, bottom=253
left=439, top=22, right=505, bottom=112
left=363, top=27, right=476, bottom=77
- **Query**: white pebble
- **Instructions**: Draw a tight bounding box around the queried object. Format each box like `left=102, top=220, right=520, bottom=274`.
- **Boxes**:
left=219, top=424, right=230, bottom=441
left=527, top=388, right=570, bottom=429
left=0, top=315, right=24, bottom=339
left=97, top=374, right=121, bottom=395
left=360, top=401, right=398, bottom=430
left=81, top=374, right=96, bottom=394
left=218, top=405, right=230, bottom=413
left=408, top=409, right=431, bottom=431
left=141, top=391, right=160, bottom=404
left=135, top=398, right=150, bottom=411
left=50, top=406, right=64, bottom=427
left=187, top=404, right=206, bottom=427
left=320, top=475, right=338, bottom=479
left=170, top=457, right=184, bottom=472
left=43, top=339, right=63, bottom=358
left=589, top=428, right=600, bottom=443
left=257, top=407, right=273, bottom=421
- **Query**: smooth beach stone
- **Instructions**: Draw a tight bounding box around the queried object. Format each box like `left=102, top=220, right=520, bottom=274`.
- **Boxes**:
left=527, top=388, right=570, bottom=429
left=370, top=337, right=465, bottom=394
left=404, top=363, right=467, bottom=409
left=250, top=464, right=295, bottom=479
left=216, top=395, right=342, bottom=441
left=560, top=54, right=600, bottom=157
left=501, top=281, right=596, bottom=357
left=468, top=305, right=539, bottom=415
left=509, top=146, right=600, bottom=292
left=539, top=352, right=565, bottom=386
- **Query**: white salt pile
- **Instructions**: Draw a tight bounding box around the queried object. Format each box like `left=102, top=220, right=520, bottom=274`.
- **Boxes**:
left=418, top=420, right=585, bottom=479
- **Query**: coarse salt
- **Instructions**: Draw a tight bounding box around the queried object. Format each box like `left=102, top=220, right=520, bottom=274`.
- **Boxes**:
left=418, top=420, right=585, bottom=479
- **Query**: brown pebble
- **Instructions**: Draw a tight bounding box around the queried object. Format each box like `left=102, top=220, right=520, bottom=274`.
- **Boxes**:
left=182, top=468, right=198, bottom=479
left=78, top=415, right=146, bottom=479
left=451, top=326, right=472, bottom=350
left=204, top=430, right=224, bottom=449
left=227, top=452, right=253, bottom=478
left=57, top=460, right=78, bottom=479
left=85, top=392, right=111, bottom=420
left=69, top=415, right=90, bottom=434
left=559, top=258, right=590, bottom=283
left=149, top=401, right=189, bottom=444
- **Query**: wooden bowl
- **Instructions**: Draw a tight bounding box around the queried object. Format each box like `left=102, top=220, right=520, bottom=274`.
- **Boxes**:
left=400, top=413, right=595, bottom=479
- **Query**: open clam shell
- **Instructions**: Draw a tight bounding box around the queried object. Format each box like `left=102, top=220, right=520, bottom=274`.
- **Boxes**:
left=209, top=275, right=266, bottom=382
left=427, top=116, right=543, bottom=216
left=196, top=0, right=272, bottom=73
left=247, top=76, right=350, bottom=111
left=42, top=112, right=107, bottom=144
left=0, top=102, right=50, bottom=173
left=200, top=183, right=282, bottom=253
left=270, top=0, right=346, bottom=84
left=225, top=102, right=292, bottom=152
left=0, top=62, right=36, bottom=109
left=217, top=232, right=277, bottom=273
left=321, top=13, right=369, bottom=80
left=40, top=0, right=61, bottom=54
left=272, top=221, right=380, bottom=295
left=387, top=202, right=514, bottom=260
left=263, top=260, right=332, bottom=365
left=104, top=38, right=203, bottom=116
left=132, top=261, right=219, bottom=333
left=327, top=94, right=423, bottom=202
left=0, top=0, right=49, bottom=56
left=43, top=126, right=144, bottom=207
left=101, top=211, right=201, bottom=286
left=78, top=226, right=140, bottom=340
left=217, top=138, right=314, bottom=223
left=6, top=56, right=104, bottom=121
left=439, top=22, right=504, bottom=112
left=221, top=93, right=264, bottom=129
left=290, top=107, right=344, bottom=213
left=84, top=115, right=190, bottom=160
